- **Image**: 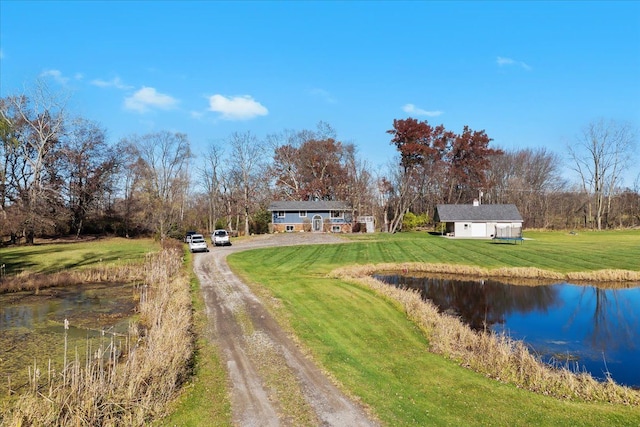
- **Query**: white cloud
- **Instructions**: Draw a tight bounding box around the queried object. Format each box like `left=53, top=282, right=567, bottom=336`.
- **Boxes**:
left=497, top=56, right=531, bottom=71
left=124, top=87, right=178, bottom=113
left=40, top=69, right=70, bottom=85
left=402, top=103, right=443, bottom=117
left=207, top=94, right=268, bottom=120
left=91, top=76, right=132, bottom=90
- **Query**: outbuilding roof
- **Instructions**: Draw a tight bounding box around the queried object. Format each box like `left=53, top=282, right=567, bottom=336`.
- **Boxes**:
left=434, top=204, right=523, bottom=222
left=268, top=201, right=351, bottom=211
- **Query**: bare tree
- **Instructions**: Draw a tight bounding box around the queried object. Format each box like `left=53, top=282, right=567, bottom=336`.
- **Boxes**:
left=200, top=143, right=225, bottom=233
left=227, top=131, right=267, bottom=236
left=60, top=117, right=118, bottom=237
left=129, top=131, right=192, bottom=239
left=0, top=80, right=68, bottom=243
left=381, top=158, right=430, bottom=233
left=486, top=148, right=565, bottom=227
left=568, top=119, right=636, bottom=229
left=343, top=144, right=374, bottom=229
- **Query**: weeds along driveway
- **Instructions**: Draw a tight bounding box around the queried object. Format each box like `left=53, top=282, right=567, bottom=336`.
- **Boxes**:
left=193, top=233, right=378, bottom=427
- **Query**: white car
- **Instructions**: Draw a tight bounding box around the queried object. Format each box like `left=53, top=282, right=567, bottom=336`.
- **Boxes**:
left=188, top=234, right=209, bottom=253
left=211, top=229, right=231, bottom=246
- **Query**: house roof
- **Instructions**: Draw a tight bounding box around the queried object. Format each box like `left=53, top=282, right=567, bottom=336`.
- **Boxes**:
left=434, top=204, right=523, bottom=222
left=269, top=201, right=351, bottom=211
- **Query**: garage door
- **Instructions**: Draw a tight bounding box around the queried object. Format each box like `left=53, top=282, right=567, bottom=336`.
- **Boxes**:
left=471, top=223, right=485, bottom=237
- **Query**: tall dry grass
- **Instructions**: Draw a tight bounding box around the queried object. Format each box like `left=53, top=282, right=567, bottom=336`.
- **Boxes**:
left=0, top=264, right=147, bottom=294
left=334, top=262, right=640, bottom=287
left=2, top=241, right=194, bottom=426
left=331, top=263, right=640, bottom=405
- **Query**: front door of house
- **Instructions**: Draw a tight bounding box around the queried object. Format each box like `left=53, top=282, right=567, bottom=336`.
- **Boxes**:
left=312, top=215, right=322, bottom=232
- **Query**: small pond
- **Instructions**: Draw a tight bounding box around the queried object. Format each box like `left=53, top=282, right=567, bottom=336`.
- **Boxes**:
left=0, top=283, right=138, bottom=397
left=374, top=274, right=640, bottom=389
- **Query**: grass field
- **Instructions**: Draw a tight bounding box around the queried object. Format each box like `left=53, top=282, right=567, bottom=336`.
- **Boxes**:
left=227, top=230, right=640, bottom=426
left=2, top=231, right=638, bottom=425
left=0, top=237, right=158, bottom=275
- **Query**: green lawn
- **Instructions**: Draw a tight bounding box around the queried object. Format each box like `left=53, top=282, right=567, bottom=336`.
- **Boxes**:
left=228, top=230, right=640, bottom=426
left=0, top=237, right=158, bottom=275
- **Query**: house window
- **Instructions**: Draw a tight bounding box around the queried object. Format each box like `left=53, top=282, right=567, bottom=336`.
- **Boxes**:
left=285, top=225, right=294, bottom=232
left=299, top=211, right=307, bottom=217
left=276, top=211, right=285, bottom=218
left=330, top=210, right=343, bottom=219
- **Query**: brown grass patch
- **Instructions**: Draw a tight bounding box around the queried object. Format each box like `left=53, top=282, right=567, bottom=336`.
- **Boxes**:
left=331, top=263, right=640, bottom=405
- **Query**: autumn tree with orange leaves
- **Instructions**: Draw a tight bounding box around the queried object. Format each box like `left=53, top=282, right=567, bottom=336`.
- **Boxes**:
left=383, top=118, right=502, bottom=231
left=388, top=118, right=502, bottom=204
left=271, top=137, right=352, bottom=201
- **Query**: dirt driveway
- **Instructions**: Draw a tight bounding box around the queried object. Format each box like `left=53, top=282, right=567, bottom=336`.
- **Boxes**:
left=193, top=233, right=379, bottom=426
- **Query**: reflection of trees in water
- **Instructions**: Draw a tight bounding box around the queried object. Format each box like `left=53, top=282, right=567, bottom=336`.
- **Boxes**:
left=377, top=274, right=640, bottom=386
left=377, top=275, right=640, bottom=356
left=378, top=275, right=560, bottom=331
left=570, top=287, right=638, bottom=353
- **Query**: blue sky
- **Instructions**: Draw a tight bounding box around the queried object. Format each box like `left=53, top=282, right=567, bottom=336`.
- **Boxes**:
left=1, top=1, right=639, bottom=185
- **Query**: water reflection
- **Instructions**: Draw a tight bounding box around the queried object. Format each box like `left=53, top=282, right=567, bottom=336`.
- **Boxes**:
left=374, top=274, right=640, bottom=388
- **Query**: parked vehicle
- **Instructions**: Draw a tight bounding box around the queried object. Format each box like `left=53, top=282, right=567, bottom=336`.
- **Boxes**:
left=188, top=234, right=209, bottom=253
left=184, top=230, right=197, bottom=243
left=211, top=229, right=231, bottom=246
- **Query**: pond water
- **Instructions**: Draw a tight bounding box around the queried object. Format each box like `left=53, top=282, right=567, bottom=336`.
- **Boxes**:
left=374, top=274, right=640, bottom=389
left=0, top=283, right=138, bottom=396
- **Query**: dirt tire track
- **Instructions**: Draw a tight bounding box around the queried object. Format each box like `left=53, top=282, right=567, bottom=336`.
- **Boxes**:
left=194, top=233, right=378, bottom=427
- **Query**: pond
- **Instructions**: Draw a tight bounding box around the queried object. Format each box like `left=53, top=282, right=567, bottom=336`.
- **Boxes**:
left=0, top=283, right=139, bottom=397
left=374, top=274, right=640, bottom=389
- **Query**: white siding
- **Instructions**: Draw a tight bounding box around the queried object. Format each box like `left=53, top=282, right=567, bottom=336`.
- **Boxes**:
left=471, top=222, right=486, bottom=237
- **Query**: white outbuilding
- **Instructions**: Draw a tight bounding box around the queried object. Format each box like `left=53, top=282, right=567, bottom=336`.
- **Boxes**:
left=433, top=201, right=523, bottom=240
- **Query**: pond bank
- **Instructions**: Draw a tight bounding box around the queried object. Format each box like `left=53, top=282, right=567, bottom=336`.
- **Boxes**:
left=332, top=262, right=640, bottom=287
left=374, top=273, right=640, bottom=388
left=330, top=262, right=640, bottom=405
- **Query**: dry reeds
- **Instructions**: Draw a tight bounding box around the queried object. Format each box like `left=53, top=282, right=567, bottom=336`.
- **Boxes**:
left=0, top=264, right=147, bottom=294
left=332, top=262, right=640, bottom=287
left=2, top=243, right=193, bottom=426
left=331, top=263, right=640, bottom=406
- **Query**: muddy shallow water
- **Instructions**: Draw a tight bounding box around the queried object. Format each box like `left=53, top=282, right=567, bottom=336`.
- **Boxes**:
left=0, top=282, right=138, bottom=396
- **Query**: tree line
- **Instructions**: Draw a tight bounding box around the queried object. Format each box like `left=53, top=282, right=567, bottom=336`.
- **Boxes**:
left=1, top=81, right=638, bottom=244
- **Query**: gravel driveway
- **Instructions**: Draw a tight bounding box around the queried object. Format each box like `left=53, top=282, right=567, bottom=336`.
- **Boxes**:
left=193, top=233, right=379, bottom=426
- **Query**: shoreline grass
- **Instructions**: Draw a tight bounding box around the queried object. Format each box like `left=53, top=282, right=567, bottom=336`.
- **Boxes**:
left=228, top=230, right=640, bottom=426
left=332, top=262, right=640, bottom=287
left=332, top=268, right=640, bottom=405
